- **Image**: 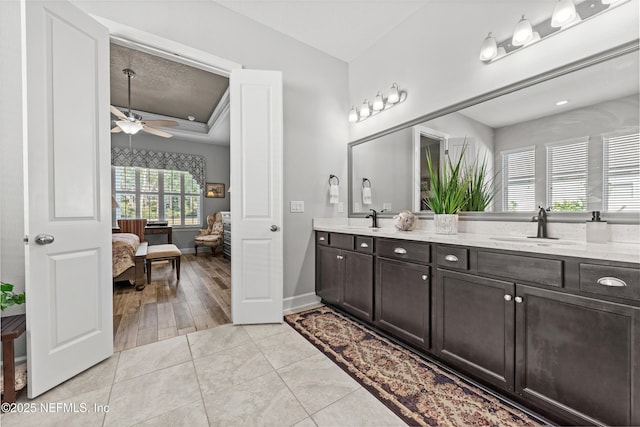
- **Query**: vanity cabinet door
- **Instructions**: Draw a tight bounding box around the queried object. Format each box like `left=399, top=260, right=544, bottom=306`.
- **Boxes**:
left=316, top=245, right=342, bottom=306
left=435, top=270, right=515, bottom=391
left=342, top=251, right=373, bottom=322
left=515, top=285, right=640, bottom=426
left=375, top=258, right=431, bottom=350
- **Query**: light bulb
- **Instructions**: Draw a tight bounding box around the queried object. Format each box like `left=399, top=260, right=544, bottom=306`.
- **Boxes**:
left=551, top=0, right=579, bottom=28
left=348, top=106, right=358, bottom=123
left=360, top=100, right=370, bottom=118
left=387, top=83, right=400, bottom=104
left=479, top=32, right=498, bottom=61
left=512, top=15, right=533, bottom=46
left=116, top=120, right=143, bottom=135
left=373, top=92, right=384, bottom=111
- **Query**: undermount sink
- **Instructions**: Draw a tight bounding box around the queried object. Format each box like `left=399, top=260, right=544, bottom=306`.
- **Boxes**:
left=490, top=236, right=579, bottom=246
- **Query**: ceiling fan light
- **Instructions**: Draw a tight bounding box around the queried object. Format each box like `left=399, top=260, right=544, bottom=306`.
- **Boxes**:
left=116, top=120, right=143, bottom=135
left=479, top=32, right=498, bottom=61
left=551, top=0, right=578, bottom=28
left=387, top=83, right=400, bottom=104
left=512, top=15, right=533, bottom=47
left=372, top=92, right=385, bottom=111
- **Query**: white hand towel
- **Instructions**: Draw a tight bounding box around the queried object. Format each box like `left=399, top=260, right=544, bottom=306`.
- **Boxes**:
left=362, top=187, right=372, bottom=205
left=329, top=184, right=339, bottom=204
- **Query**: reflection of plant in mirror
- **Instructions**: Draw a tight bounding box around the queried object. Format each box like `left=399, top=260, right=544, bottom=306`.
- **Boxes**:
left=424, top=145, right=469, bottom=214
left=1, top=282, right=25, bottom=311
left=552, top=199, right=586, bottom=212
left=463, top=156, right=496, bottom=212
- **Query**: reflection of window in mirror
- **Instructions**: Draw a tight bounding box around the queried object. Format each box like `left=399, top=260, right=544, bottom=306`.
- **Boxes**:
left=420, top=136, right=440, bottom=211
left=502, top=147, right=535, bottom=212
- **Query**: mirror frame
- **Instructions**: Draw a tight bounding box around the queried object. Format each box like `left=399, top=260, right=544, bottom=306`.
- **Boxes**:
left=348, top=41, right=640, bottom=224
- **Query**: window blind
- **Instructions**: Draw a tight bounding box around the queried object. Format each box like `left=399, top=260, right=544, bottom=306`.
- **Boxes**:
left=603, top=132, right=640, bottom=212
left=502, top=148, right=535, bottom=212
left=547, top=140, right=588, bottom=212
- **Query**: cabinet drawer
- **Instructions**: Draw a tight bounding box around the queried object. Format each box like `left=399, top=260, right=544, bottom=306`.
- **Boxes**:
left=436, top=245, right=469, bottom=270
left=377, top=238, right=430, bottom=264
left=579, top=263, right=639, bottom=302
left=328, top=233, right=354, bottom=250
left=355, top=236, right=373, bottom=254
left=478, top=251, right=563, bottom=287
left=316, top=232, right=329, bottom=245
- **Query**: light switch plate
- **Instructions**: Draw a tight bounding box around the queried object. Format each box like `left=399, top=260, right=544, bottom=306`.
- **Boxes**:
left=290, top=200, right=304, bottom=213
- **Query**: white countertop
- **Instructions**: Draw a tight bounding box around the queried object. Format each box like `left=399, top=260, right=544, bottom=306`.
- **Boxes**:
left=313, top=223, right=640, bottom=264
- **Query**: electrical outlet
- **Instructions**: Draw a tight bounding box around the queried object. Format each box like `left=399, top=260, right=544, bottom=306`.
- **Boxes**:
left=290, top=200, right=304, bottom=213
left=383, top=203, right=392, bottom=210
left=337, top=202, right=344, bottom=213
left=354, top=202, right=361, bottom=213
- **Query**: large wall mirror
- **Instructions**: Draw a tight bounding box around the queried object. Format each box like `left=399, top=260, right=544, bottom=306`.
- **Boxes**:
left=349, top=43, right=639, bottom=222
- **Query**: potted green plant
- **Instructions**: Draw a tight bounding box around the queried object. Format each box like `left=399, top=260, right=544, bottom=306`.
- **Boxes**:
left=1, top=282, right=25, bottom=311
left=424, top=145, right=469, bottom=234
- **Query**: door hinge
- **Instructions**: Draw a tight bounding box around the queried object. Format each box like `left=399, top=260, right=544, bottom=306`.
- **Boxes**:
left=24, top=235, right=29, bottom=244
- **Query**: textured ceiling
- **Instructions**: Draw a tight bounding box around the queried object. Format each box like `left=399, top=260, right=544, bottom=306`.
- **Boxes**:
left=110, top=43, right=229, bottom=123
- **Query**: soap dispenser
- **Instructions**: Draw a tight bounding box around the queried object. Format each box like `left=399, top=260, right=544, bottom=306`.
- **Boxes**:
left=586, top=211, right=608, bottom=243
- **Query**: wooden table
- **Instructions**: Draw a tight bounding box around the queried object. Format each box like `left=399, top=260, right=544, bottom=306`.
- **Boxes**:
left=113, top=225, right=173, bottom=244
left=2, top=314, right=26, bottom=403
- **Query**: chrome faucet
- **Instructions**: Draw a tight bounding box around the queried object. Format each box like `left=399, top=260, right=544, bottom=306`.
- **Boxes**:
left=366, top=209, right=379, bottom=228
left=530, top=206, right=557, bottom=239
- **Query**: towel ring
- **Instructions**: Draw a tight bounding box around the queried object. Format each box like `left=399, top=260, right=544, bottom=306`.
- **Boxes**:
left=328, top=174, right=340, bottom=185
left=362, top=178, right=371, bottom=188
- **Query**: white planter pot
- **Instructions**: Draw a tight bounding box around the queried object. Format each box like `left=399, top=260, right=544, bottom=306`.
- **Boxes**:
left=434, top=214, right=458, bottom=235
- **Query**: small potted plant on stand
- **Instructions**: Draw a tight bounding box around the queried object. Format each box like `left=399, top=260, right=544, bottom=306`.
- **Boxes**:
left=424, top=146, right=469, bottom=234
left=1, top=282, right=25, bottom=312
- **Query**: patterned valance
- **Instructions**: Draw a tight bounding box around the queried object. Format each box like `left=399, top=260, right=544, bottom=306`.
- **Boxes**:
left=111, top=146, right=206, bottom=189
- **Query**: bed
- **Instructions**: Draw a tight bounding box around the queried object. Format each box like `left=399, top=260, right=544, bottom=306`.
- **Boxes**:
left=112, top=233, right=148, bottom=290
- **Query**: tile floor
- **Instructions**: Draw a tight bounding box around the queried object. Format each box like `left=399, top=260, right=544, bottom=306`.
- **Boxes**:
left=1, top=322, right=406, bottom=427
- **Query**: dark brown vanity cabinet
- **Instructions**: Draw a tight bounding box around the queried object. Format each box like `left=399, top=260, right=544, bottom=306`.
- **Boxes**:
left=375, top=239, right=431, bottom=350
left=316, top=234, right=373, bottom=322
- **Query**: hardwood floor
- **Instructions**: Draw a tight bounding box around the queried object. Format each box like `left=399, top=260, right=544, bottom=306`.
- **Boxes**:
left=112, top=253, right=231, bottom=351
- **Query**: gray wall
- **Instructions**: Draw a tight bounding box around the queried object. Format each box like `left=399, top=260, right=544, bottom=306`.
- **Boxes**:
left=111, top=133, right=230, bottom=251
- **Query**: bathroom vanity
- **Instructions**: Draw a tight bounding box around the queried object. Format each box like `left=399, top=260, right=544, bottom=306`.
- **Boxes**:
left=314, top=226, right=639, bottom=426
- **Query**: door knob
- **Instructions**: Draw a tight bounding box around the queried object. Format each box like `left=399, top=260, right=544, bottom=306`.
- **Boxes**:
left=35, top=234, right=55, bottom=245
left=270, top=225, right=279, bottom=232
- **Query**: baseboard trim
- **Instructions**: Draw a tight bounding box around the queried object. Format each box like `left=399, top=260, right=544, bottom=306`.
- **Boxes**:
left=283, top=292, right=321, bottom=315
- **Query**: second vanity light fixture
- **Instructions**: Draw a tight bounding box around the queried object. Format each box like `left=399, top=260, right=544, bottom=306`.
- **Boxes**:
left=479, top=0, right=629, bottom=63
left=348, top=83, right=407, bottom=123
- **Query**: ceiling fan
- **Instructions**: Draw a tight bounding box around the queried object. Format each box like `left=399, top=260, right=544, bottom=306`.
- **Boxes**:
left=110, top=68, right=178, bottom=138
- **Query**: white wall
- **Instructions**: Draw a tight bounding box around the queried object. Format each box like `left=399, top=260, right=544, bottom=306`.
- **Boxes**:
left=72, top=1, right=350, bottom=302
left=111, top=133, right=231, bottom=251
left=348, top=1, right=639, bottom=142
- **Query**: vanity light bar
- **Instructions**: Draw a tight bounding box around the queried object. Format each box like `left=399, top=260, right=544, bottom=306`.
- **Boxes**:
left=480, top=0, right=630, bottom=64
left=349, top=83, right=407, bottom=123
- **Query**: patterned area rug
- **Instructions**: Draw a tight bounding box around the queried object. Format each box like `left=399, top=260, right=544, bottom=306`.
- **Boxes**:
left=285, top=306, right=543, bottom=427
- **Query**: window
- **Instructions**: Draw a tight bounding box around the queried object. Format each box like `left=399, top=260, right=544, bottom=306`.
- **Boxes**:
left=546, top=140, right=588, bottom=212
left=502, top=148, right=535, bottom=212
left=603, top=132, right=640, bottom=212
left=113, top=166, right=201, bottom=226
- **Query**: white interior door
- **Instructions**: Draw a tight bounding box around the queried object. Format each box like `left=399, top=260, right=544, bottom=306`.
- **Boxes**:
left=230, top=69, right=283, bottom=324
left=23, top=0, right=112, bottom=397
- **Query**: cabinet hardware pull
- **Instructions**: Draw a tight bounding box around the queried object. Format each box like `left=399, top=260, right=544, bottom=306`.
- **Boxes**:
left=421, top=274, right=428, bottom=281
left=319, top=237, right=326, bottom=241
left=444, top=254, right=459, bottom=262
left=394, top=248, right=407, bottom=254
left=514, top=296, right=523, bottom=303
left=597, top=277, right=627, bottom=287
left=504, top=294, right=512, bottom=301
left=360, top=242, right=369, bottom=248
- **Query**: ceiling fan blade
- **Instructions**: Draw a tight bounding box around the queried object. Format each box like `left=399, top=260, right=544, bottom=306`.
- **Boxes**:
left=111, top=126, right=123, bottom=133
left=110, top=105, right=128, bottom=120
left=142, top=125, right=173, bottom=138
left=140, top=120, right=178, bottom=128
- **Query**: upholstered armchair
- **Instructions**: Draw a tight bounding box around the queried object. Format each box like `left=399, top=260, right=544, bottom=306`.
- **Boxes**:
left=195, top=212, right=223, bottom=255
